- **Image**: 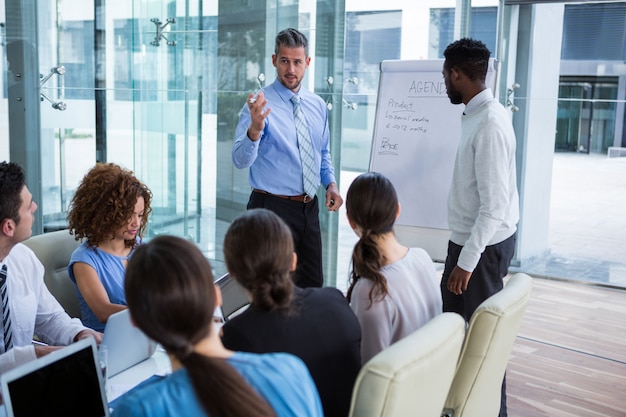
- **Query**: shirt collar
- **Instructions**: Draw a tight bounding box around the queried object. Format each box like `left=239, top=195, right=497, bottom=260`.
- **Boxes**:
left=271, top=79, right=301, bottom=104
left=464, top=88, right=493, bottom=116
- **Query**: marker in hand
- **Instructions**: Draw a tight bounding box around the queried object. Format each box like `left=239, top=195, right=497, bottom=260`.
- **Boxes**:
left=249, top=73, right=265, bottom=104
left=249, top=90, right=263, bottom=104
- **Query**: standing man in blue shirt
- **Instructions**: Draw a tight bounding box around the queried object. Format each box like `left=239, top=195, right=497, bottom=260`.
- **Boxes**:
left=232, top=28, right=342, bottom=288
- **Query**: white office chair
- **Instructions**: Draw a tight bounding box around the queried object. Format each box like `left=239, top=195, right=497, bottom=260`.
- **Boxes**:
left=23, top=229, right=82, bottom=318
left=349, top=312, right=466, bottom=417
left=441, top=273, right=533, bottom=417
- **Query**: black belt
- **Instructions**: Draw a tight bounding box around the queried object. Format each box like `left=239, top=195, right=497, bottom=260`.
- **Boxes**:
left=253, top=189, right=313, bottom=203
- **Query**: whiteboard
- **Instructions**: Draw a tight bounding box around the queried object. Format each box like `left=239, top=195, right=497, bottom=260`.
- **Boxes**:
left=369, top=59, right=497, bottom=261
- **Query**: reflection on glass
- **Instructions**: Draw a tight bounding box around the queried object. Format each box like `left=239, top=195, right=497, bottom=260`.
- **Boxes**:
left=2, top=0, right=623, bottom=287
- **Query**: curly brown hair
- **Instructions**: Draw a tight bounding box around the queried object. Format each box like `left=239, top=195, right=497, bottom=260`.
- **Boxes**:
left=67, top=163, right=152, bottom=248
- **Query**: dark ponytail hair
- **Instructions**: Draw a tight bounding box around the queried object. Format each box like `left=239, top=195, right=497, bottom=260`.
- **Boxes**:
left=125, top=235, right=276, bottom=417
left=345, top=172, right=398, bottom=305
left=223, top=209, right=294, bottom=312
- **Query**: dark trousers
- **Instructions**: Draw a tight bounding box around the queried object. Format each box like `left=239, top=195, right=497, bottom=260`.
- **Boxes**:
left=247, top=191, right=323, bottom=288
left=440, top=232, right=516, bottom=417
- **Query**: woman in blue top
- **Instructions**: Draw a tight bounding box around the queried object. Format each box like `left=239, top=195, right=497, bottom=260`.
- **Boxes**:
left=112, top=235, right=323, bottom=417
left=67, top=163, right=152, bottom=332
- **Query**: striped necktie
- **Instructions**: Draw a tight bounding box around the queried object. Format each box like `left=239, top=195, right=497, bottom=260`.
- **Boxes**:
left=291, top=95, right=318, bottom=199
left=0, top=265, right=13, bottom=352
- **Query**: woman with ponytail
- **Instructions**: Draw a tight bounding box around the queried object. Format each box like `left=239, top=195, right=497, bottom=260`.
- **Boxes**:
left=346, top=172, right=442, bottom=364
left=221, top=209, right=361, bottom=417
left=111, top=235, right=322, bottom=417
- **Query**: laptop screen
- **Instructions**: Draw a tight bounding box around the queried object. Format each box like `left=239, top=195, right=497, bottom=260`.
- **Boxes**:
left=1, top=338, right=108, bottom=417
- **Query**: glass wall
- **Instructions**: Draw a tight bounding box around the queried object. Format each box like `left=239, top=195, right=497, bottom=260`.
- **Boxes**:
left=2, top=0, right=625, bottom=288
left=558, top=1, right=626, bottom=154
left=556, top=78, right=618, bottom=153
left=16, top=0, right=214, bottom=248
left=2, top=0, right=347, bottom=283
left=213, top=1, right=346, bottom=282
left=38, top=2, right=96, bottom=230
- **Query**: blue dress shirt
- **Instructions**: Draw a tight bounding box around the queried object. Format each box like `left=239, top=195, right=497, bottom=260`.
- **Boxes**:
left=232, top=79, right=336, bottom=196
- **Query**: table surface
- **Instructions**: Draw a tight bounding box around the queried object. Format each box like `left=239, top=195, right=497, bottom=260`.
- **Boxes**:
left=107, top=347, right=172, bottom=402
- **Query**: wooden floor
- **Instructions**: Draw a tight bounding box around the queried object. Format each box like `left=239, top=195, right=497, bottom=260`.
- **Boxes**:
left=506, top=277, right=626, bottom=417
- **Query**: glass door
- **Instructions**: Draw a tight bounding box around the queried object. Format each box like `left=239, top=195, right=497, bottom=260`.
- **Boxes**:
left=115, top=1, right=212, bottom=247
left=38, top=1, right=97, bottom=231
left=17, top=0, right=214, bottom=251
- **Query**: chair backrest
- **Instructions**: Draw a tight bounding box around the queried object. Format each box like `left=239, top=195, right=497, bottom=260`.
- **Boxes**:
left=442, top=273, right=533, bottom=417
left=349, top=312, right=466, bottom=417
left=23, top=229, right=82, bottom=318
left=215, top=273, right=250, bottom=320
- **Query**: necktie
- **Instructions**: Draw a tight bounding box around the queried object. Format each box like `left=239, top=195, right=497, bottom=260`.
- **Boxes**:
left=291, top=95, right=318, bottom=199
left=0, top=265, right=13, bottom=352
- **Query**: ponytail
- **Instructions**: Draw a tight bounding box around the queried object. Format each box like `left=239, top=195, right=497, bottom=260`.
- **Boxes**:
left=181, top=352, right=276, bottom=417
left=346, top=231, right=389, bottom=306
left=345, top=172, right=398, bottom=306
left=125, top=236, right=278, bottom=417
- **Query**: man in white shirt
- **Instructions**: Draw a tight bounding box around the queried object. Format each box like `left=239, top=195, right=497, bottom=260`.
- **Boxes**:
left=0, top=161, right=102, bottom=373
left=441, top=39, right=519, bottom=417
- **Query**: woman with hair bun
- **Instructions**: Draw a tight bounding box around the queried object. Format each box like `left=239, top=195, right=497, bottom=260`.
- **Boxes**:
left=221, top=208, right=361, bottom=417
left=346, top=172, right=442, bottom=364
left=112, top=235, right=323, bottom=417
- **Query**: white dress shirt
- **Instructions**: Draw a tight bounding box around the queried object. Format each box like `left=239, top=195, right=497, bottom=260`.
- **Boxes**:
left=0, top=243, right=87, bottom=373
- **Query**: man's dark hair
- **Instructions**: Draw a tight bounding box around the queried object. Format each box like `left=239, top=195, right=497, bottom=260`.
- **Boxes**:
left=0, top=161, right=26, bottom=224
left=275, top=28, right=309, bottom=56
left=443, top=38, right=490, bottom=82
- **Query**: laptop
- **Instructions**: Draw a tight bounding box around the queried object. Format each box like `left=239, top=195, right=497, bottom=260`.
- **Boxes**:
left=0, top=337, right=109, bottom=417
left=214, top=273, right=250, bottom=320
left=101, top=309, right=157, bottom=377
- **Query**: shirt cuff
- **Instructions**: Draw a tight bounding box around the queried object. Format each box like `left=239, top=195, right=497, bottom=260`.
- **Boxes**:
left=457, top=250, right=478, bottom=273
left=0, top=345, right=37, bottom=374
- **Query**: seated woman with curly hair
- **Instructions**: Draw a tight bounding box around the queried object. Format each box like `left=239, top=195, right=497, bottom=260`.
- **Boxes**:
left=66, top=163, right=152, bottom=332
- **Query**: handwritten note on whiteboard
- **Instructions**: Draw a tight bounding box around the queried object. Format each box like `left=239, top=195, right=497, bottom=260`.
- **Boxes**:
left=370, top=59, right=497, bottom=231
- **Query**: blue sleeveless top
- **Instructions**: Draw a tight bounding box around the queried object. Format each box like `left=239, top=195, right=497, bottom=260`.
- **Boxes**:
left=68, top=240, right=137, bottom=332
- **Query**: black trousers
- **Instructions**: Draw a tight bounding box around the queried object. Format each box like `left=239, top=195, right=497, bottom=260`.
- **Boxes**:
left=440, top=232, right=516, bottom=417
left=441, top=233, right=516, bottom=320
left=247, top=191, right=323, bottom=288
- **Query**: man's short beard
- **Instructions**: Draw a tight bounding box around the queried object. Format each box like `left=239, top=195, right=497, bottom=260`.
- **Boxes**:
left=448, top=93, right=463, bottom=105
